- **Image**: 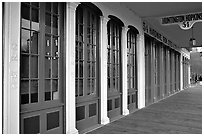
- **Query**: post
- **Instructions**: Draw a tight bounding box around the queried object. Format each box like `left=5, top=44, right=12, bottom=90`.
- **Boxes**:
left=65, top=2, right=80, bottom=134
left=180, top=54, right=183, bottom=90
left=121, top=26, right=129, bottom=115
left=137, top=33, right=146, bottom=109
left=99, top=16, right=110, bottom=125
left=3, top=2, right=21, bottom=134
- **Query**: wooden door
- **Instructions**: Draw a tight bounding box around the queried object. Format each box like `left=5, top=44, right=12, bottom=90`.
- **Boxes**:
left=127, top=28, right=138, bottom=112
left=144, top=35, right=153, bottom=105
left=155, top=41, right=161, bottom=101
left=75, top=3, right=101, bottom=132
left=107, top=18, right=122, bottom=119
left=20, top=2, right=65, bottom=134
left=163, top=46, right=168, bottom=97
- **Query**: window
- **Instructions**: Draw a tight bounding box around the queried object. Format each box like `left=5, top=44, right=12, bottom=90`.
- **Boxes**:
left=75, top=3, right=102, bottom=131
left=20, top=2, right=40, bottom=105
left=75, top=4, right=99, bottom=98
left=107, top=19, right=122, bottom=92
left=127, top=28, right=138, bottom=90
left=20, top=3, right=64, bottom=133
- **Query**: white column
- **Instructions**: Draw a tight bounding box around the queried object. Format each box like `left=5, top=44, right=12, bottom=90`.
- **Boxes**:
left=0, top=2, right=3, bottom=134
left=3, top=2, right=21, bottom=134
left=180, top=54, right=183, bottom=90
left=121, top=26, right=129, bottom=115
left=188, top=60, right=191, bottom=86
left=137, top=33, right=146, bottom=109
left=65, top=2, right=80, bottom=134
left=99, top=16, right=110, bottom=125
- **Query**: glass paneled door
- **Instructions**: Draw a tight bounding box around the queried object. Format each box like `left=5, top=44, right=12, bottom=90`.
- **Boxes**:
left=75, top=3, right=102, bottom=132
left=127, top=28, right=138, bottom=112
left=107, top=17, right=123, bottom=119
left=20, top=2, right=65, bottom=134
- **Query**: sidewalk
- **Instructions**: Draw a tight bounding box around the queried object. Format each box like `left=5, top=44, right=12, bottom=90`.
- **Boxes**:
left=88, top=84, right=202, bottom=134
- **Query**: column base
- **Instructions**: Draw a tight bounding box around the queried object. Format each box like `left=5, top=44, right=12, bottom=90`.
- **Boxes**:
left=66, top=128, right=79, bottom=134
left=100, top=116, right=110, bottom=125
left=122, top=109, right=129, bottom=116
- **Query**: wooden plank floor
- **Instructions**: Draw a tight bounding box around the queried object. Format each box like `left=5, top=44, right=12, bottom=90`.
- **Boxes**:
left=88, top=84, right=202, bottom=134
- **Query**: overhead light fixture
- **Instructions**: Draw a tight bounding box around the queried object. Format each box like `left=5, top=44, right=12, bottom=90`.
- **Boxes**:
left=189, top=26, right=196, bottom=46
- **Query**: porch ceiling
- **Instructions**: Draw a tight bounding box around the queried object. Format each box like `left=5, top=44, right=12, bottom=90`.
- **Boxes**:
left=122, top=2, right=202, bottom=49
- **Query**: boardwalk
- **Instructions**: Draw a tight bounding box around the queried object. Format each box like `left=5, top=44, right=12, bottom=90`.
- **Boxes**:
left=88, top=84, right=202, bottom=134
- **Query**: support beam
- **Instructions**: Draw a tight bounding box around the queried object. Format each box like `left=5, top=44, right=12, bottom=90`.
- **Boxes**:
left=180, top=54, right=183, bottom=90
left=3, top=2, right=21, bottom=134
left=137, top=34, right=145, bottom=109
left=121, top=26, right=129, bottom=115
left=99, top=16, right=110, bottom=125
left=65, top=2, right=80, bottom=134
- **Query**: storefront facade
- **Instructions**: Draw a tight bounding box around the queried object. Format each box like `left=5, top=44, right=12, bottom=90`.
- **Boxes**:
left=2, top=2, right=190, bottom=134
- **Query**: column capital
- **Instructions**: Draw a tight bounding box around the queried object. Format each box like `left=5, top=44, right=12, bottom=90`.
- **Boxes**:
left=67, top=2, right=80, bottom=11
left=122, top=26, right=129, bottom=34
left=100, top=16, right=110, bottom=25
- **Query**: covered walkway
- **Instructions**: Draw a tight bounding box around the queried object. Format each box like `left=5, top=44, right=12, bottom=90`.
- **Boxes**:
left=89, top=84, right=202, bottom=134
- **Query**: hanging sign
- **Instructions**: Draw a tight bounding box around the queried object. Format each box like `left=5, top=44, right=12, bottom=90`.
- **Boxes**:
left=161, top=12, right=202, bottom=30
left=143, top=21, right=176, bottom=49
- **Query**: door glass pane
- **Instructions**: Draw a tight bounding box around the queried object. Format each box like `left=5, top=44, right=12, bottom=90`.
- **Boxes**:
left=113, top=78, right=115, bottom=89
left=87, top=62, right=91, bottom=77
left=30, top=56, right=38, bottom=78
left=31, top=80, right=38, bottom=103
left=79, top=25, right=83, bottom=41
left=45, top=13, right=51, bottom=33
left=21, top=29, right=30, bottom=53
left=87, top=79, right=91, bottom=95
left=92, top=79, right=96, bottom=94
left=112, top=65, right=115, bottom=77
left=92, top=46, right=96, bottom=61
left=113, top=51, right=115, bottom=64
left=52, top=58, right=58, bottom=78
left=46, top=3, right=51, bottom=12
left=115, top=78, right=118, bottom=90
left=45, top=35, right=51, bottom=55
left=52, top=36, right=58, bottom=56
left=31, top=8, right=39, bottom=31
left=108, top=78, right=110, bottom=89
left=30, top=31, right=38, bottom=54
left=79, top=42, right=83, bottom=59
left=79, top=61, right=83, bottom=77
left=78, top=79, right=83, bottom=96
left=107, top=50, right=110, bottom=63
left=22, top=17, right=30, bottom=29
left=20, top=80, right=29, bottom=104
left=93, top=30, right=96, bottom=45
left=75, top=79, right=78, bottom=97
left=21, top=55, right=29, bottom=78
left=87, top=47, right=91, bottom=61
left=52, top=80, right=59, bottom=100
left=45, top=80, right=51, bottom=101
left=92, top=63, right=95, bottom=77
left=75, top=62, right=78, bottom=78
left=31, top=2, right=39, bottom=7
left=45, top=56, right=51, bottom=78
left=21, top=3, right=30, bottom=28
left=53, top=3, right=58, bottom=14
left=107, top=64, right=110, bottom=77
left=53, top=15, right=58, bottom=35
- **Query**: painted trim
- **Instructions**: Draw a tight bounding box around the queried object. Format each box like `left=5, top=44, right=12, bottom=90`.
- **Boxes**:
left=180, top=54, right=184, bottom=90
left=137, top=33, right=145, bottom=109
left=65, top=2, right=80, bottom=134
left=121, top=26, right=129, bottom=115
left=99, top=16, right=110, bottom=125
left=3, top=2, right=21, bottom=134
